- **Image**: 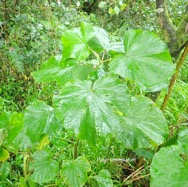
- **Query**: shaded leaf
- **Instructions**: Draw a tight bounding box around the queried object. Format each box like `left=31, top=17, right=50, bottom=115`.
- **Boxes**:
left=93, top=169, right=113, bottom=187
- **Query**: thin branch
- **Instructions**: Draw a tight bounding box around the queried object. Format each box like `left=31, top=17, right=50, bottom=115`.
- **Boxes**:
left=161, top=42, right=188, bottom=111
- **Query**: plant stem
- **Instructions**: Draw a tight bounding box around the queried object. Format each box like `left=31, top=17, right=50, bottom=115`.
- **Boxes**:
left=161, top=42, right=188, bottom=111
left=73, top=139, right=79, bottom=159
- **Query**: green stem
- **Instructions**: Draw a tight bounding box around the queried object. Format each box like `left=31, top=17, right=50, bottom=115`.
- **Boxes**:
left=73, top=139, right=79, bottom=159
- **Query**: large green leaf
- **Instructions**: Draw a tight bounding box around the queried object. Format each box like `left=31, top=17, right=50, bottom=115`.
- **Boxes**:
left=53, top=76, right=130, bottom=145
left=150, top=145, right=188, bottom=187
left=62, top=22, right=94, bottom=60
left=24, top=101, right=60, bottom=143
left=150, top=128, right=188, bottom=187
left=93, top=169, right=113, bottom=187
left=61, top=156, right=91, bottom=187
left=29, top=150, right=59, bottom=184
left=109, top=30, right=174, bottom=92
left=117, top=96, right=169, bottom=149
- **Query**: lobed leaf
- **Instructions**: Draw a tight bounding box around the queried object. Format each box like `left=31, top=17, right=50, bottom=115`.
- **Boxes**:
left=109, top=30, right=175, bottom=92
left=62, top=157, right=91, bottom=187
left=29, top=150, right=59, bottom=184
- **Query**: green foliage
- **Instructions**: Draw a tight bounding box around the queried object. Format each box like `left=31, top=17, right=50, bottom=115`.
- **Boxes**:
left=0, top=2, right=187, bottom=184
left=62, top=157, right=91, bottom=187
left=109, top=30, right=174, bottom=92
left=24, top=101, right=60, bottom=144
left=150, top=128, right=188, bottom=187
left=29, top=150, right=59, bottom=183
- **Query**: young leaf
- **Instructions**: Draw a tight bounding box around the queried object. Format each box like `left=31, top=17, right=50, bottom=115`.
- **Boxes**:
left=29, top=150, right=59, bottom=184
left=61, top=156, right=91, bottom=187
left=109, top=30, right=175, bottom=92
left=93, top=169, right=113, bottom=187
left=24, top=101, right=60, bottom=143
left=117, top=96, right=169, bottom=149
left=0, top=147, right=9, bottom=162
left=62, top=22, right=94, bottom=60
left=88, top=27, right=110, bottom=52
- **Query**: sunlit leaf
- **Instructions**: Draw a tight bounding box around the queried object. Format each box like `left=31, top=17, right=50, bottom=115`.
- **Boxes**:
left=0, top=147, right=9, bottom=162
left=62, top=157, right=91, bottom=187
left=24, top=101, right=60, bottom=143
left=53, top=76, right=130, bottom=145
left=109, top=30, right=174, bottom=92
left=117, top=96, right=169, bottom=149
left=32, top=56, right=96, bottom=86
left=88, top=27, right=110, bottom=52
left=62, top=22, right=94, bottom=60
left=29, top=150, right=59, bottom=183
left=150, top=130, right=188, bottom=187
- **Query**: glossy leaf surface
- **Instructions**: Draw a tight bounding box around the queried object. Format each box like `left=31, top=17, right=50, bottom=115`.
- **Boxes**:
left=29, top=150, right=59, bottom=183
left=32, top=56, right=96, bottom=86
left=118, top=96, right=169, bottom=149
left=150, top=129, right=188, bottom=187
left=109, top=30, right=174, bottom=92
left=62, top=22, right=94, bottom=60
left=53, top=76, right=129, bottom=145
left=62, top=157, right=91, bottom=187
left=24, top=101, right=60, bottom=143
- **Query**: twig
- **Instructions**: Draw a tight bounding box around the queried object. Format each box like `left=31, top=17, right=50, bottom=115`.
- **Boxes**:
left=124, top=173, right=150, bottom=184
left=123, top=165, right=144, bottom=182
left=161, top=42, right=188, bottom=111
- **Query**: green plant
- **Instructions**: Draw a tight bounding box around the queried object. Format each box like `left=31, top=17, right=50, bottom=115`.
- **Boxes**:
left=1, top=22, right=187, bottom=186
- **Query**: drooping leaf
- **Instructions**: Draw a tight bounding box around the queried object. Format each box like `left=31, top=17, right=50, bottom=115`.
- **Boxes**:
left=24, top=101, right=60, bottom=143
left=29, top=150, right=59, bottom=184
left=53, top=76, right=130, bottom=145
left=109, top=30, right=175, bottom=92
left=0, top=147, right=9, bottom=162
left=62, top=156, right=91, bottom=187
left=117, top=96, right=169, bottom=149
left=93, top=169, right=113, bottom=187
left=62, top=22, right=94, bottom=60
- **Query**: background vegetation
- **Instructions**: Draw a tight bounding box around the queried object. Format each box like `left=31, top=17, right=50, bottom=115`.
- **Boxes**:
left=0, top=0, right=188, bottom=186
